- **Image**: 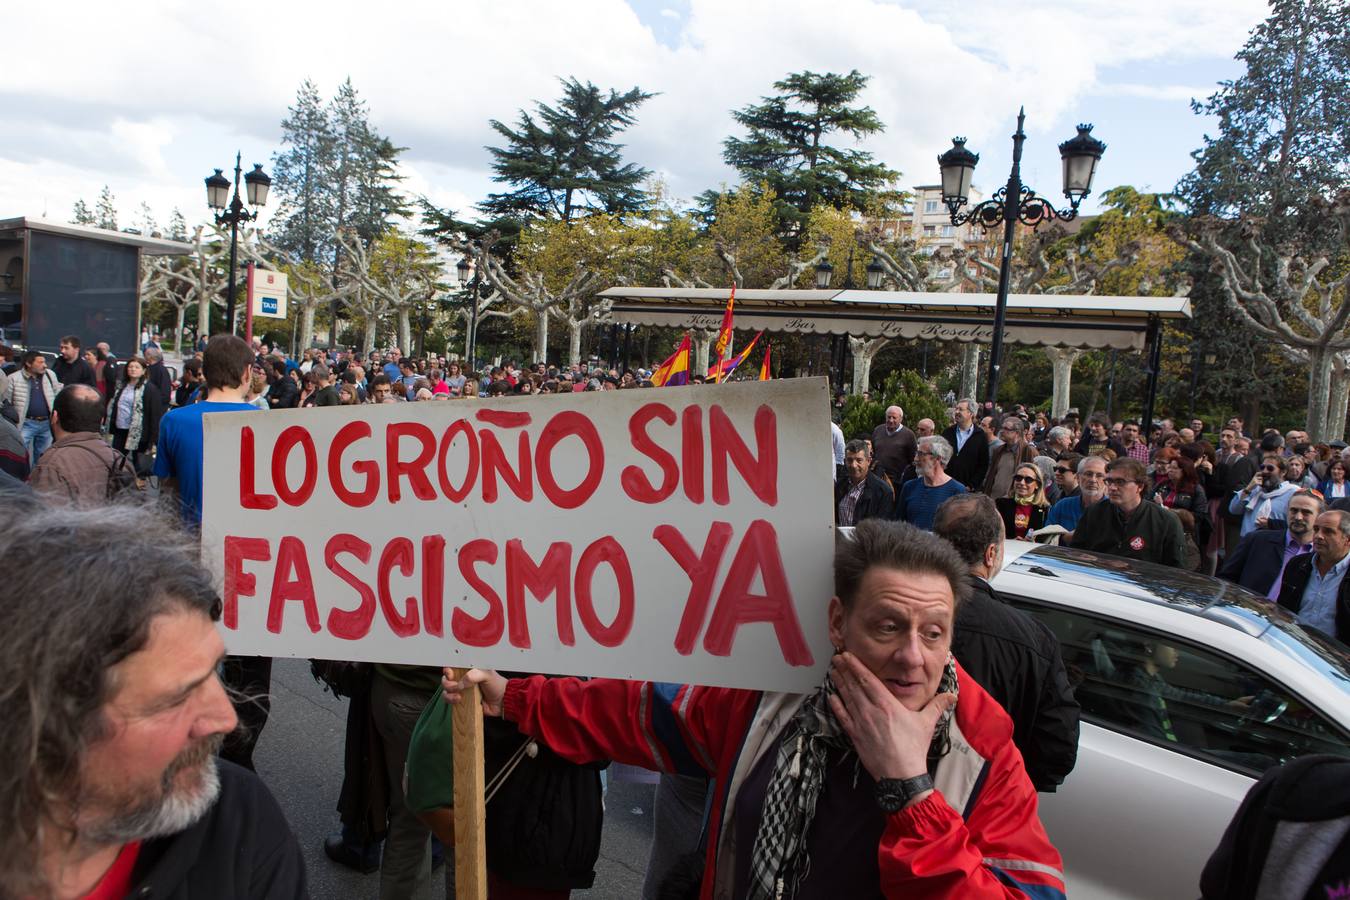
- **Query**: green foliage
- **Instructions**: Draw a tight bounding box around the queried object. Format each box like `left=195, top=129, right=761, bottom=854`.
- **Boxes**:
left=721, top=70, right=901, bottom=244
left=482, top=77, right=654, bottom=224
left=94, top=186, right=117, bottom=231
left=71, top=198, right=94, bottom=226
left=838, top=369, right=947, bottom=440
left=1176, top=0, right=1349, bottom=246
left=270, top=78, right=408, bottom=266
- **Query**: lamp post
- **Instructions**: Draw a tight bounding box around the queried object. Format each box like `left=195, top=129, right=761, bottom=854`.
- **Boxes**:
left=816, top=251, right=887, bottom=392
left=938, top=109, right=1105, bottom=406
left=456, top=253, right=481, bottom=370
left=205, top=153, right=270, bottom=335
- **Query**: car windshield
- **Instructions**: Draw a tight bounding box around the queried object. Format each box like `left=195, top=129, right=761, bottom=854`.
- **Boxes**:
left=1008, top=545, right=1350, bottom=696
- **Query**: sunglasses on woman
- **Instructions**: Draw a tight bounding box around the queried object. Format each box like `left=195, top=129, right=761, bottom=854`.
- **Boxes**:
left=1012, top=475, right=1040, bottom=484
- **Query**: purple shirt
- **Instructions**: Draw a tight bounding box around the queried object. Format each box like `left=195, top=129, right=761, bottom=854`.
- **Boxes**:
left=1267, top=535, right=1313, bottom=600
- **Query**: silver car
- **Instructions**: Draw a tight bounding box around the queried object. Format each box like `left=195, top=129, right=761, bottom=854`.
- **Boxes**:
left=993, top=541, right=1350, bottom=899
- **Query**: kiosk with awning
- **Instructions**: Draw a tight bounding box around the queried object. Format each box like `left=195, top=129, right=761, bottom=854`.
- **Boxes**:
left=597, top=286, right=1191, bottom=425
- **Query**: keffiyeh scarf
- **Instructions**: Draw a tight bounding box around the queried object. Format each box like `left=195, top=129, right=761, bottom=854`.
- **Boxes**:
left=746, top=654, right=959, bottom=900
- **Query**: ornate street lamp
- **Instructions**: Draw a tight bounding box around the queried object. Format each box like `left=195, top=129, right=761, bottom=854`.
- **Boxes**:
left=814, top=260, right=833, bottom=289
left=865, top=257, right=886, bottom=290
left=205, top=153, right=271, bottom=334
left=938, top=110, right=1105, bottom=404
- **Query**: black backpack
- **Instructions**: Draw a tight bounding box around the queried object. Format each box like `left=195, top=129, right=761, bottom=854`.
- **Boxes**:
left=67, top=442, right=141, bottom=501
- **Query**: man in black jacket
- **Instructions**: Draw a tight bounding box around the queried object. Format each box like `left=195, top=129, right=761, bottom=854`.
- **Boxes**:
left=835, top=439, right=894, bottom=526
left=933, top=492, right=1080, bottom=792
left=1216, top=426, right=1258, bottom=557
left=1275, top=510, right=1350, bottom=644
left=1218, top=490, right=1321, bottom=597
left=942, top=397, right=990, bottom=491
left=53, top=335, right=97, bottom=388
left=265, top=357, right=300, bottom=409
left=1072, top=457, right=1186, bottom=567
left=144, top=346, right=175, bottom=404
left=2, top=505, right=306, bottom=899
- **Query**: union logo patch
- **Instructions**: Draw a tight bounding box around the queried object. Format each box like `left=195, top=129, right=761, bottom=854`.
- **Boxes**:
left=1129, top=536, right=1146, bottom=551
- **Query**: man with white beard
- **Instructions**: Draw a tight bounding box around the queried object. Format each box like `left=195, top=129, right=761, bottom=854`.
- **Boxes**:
left=0, top=503, right=306, bottom=899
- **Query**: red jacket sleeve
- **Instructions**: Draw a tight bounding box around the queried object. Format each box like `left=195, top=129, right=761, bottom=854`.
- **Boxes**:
left=878, top=740, right=1066, bottom=899
left=501, top=676, right=749, bottom=777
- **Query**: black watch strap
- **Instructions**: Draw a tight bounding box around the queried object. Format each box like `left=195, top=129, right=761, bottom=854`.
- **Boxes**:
left=876, top=773, right=934, bottom=813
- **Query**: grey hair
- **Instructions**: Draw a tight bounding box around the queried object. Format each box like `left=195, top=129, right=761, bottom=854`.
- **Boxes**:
left=0, top=504, right=222, bottom=895
left=143, top=346, right=163, bottom=362
left=835, top=519, right=969, bottom=612
left=955, top=397, right=977, bottom=413
left=1326, top=508, right=1350, bottom=541
left=1032, top=455, right=1057, bottom=484
left=1078, top=454, right=1108, bottom=475
left=920, top=434, right=954, bottom=466
left=1047, top=426, right=1071, bottom=444
left=844, top=439, right=871, bottom=458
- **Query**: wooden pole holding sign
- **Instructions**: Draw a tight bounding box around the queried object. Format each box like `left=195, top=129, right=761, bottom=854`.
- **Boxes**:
left=450, top=668, right=487, bottom=900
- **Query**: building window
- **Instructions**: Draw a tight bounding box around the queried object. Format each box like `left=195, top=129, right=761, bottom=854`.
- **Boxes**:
left=923, top=225, right=936, bottom=236
left=940, top=225, right=955, bottom=238
left=924, top=200, right=940, bottom=214
left=935, top=267, right=953, bottom=280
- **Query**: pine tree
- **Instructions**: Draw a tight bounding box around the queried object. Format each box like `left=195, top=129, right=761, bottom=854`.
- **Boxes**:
left=481, top=77, right=654, bottom=224
left=720, top=70, right=899, bottom=243
left=1177, top=0, right=1348, bottom=245
left=271, top=79, right=335, bottom=263
left=71, top=199, right=95, bottom=226
left=167, top=209, right=188, bottom=242
left=94, top=186, right=118, bottom=231
left=1177, top=0, right=1350, bottom=439
left=136, top=202, right=157, bottom=236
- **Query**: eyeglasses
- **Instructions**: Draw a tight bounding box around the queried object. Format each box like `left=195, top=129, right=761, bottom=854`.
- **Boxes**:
left=1054, top=466, right=1073, bottom=474
left=1104, top=477, right=1130, bottom=487
left=1261, top=465, right=1280, bottom=473
left=1012, top=475, right=1040, bottom=484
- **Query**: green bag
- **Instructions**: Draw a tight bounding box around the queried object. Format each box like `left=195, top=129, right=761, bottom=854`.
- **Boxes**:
left=405, top=688, right=456, bottom=814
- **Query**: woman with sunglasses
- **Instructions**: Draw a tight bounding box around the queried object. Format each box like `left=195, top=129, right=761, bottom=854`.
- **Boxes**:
left=996, top=463, right=1050, bottom=540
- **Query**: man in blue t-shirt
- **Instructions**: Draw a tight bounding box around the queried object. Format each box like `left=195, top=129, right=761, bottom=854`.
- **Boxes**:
left=1045, top=455, right=1108, bottom=541
left=153, top=333, right=270, bottom=772
left=154, top=335, right=259, bottom=525
left=897, top=434, right=967, bottom=531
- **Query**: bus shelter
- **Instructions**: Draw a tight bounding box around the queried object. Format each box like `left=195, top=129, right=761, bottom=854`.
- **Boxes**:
left=596, top=287, right=1192, bottom=423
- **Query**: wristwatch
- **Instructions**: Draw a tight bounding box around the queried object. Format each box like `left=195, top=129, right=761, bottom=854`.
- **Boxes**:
left=876, top=773, right=934, bottom=813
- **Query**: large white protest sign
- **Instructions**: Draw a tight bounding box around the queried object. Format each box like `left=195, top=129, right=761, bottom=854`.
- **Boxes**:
left=201, top=378, right=834, bottom=692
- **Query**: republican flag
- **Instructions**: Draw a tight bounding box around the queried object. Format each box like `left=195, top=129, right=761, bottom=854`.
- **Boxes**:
left=707, top=330, right=763, bottom=382
left=711, top=285, right=736, bottom=381
left=650, top=333, right=691, bottom=387
left=759, top=341, right=772, bottom=381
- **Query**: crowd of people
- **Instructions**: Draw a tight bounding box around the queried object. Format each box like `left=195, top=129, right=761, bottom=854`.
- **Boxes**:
left=3, top=329, right=1349, bottom=899
left=835, top=398, right=1350, bottom=588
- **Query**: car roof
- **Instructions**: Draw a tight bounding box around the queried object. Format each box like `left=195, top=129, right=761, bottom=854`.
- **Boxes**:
left=1002, top=542, right=1350, bottom=692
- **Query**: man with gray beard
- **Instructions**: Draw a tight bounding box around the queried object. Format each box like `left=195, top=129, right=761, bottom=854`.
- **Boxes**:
left=0, top=504, right=306, bottom=899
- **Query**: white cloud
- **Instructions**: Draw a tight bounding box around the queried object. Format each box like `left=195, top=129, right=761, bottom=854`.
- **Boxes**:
left=1, top=0, right=1267, bottom=228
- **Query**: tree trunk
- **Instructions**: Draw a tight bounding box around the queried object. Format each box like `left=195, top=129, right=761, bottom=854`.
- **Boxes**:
left=197, top=291, right=212, bottom=338
left=362, top=316, right=377, bottom=355
left=1307, top=347, right=1334, bottom=441
left=1045, top=348, right=1082, bottom=420
left=1330, top=358, right=1350, bottom=442
left=300, top=304, right=317, bottom=352
left=173, top=305, right=187, bottom=356
left=567, top=321, right=583, bottom=369
left=397, top=309, right=412, bottom=358
left=959, top=345, right=980, bottom=401
left=692, top=329, right=714, bottom=377
left=848, top=337, right=890, bottom=396
left=533, top=313, right=549, bottom=364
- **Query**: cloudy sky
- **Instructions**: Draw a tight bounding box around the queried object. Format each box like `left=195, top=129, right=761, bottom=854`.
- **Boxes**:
left=5, top=0, right=1268, bottom=234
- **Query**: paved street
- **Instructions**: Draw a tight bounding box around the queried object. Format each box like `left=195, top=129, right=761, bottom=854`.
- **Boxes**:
left=255, top=658, right=655, bottom=899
